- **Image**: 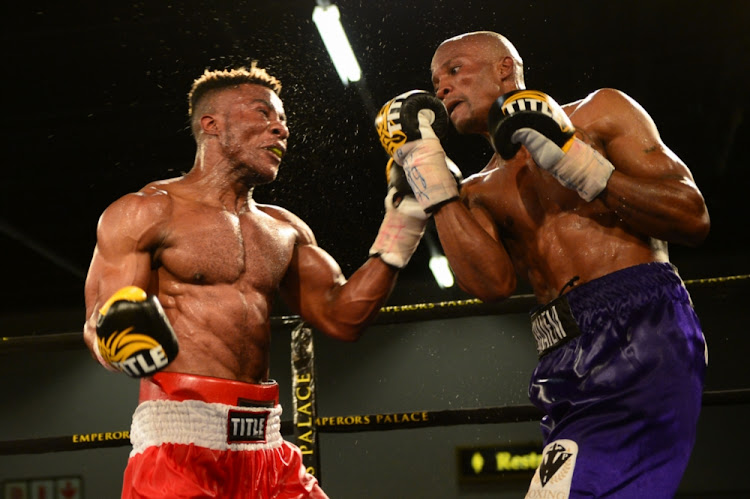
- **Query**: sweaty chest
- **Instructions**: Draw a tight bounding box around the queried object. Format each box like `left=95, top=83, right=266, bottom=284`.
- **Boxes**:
left=484, top=162, right=583, bottom=235
left=159, top=209, right=295, bottom=289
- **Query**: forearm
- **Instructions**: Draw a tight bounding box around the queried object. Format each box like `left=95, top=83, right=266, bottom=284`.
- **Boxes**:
left=600, top=171, right=710, bottom=246
left=433, top=201, right=516, bottom=302
left=320, top=257, right=398, bottom=341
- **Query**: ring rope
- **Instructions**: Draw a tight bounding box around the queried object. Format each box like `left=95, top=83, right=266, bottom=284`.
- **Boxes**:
left=1, top=274, right=747, bottom=457
left=1, top=388, right=747, bottom=455
left=1, top=274, right=747, bottom=350
left=375, top=274, right=750, bottom=322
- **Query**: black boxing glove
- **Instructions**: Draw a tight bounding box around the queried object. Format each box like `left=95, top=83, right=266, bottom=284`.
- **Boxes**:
left=375, top=90, right=449, bottom=157
left=489, top=90, right=613, bottom=201
left=488, top=89, right=576, bottom=160
left=375, top=90, right=461, bottom=212
left=95, top=286, right=179, bottom=377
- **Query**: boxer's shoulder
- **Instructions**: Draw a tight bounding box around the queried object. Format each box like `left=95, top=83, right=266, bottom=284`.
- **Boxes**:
left=568, top=88, right=640, bottom=129
left=570, top=88, right=629, bottom=109
left=95, top=184, right=176, bottom=250
left=102, top=186, right=171, bottom=226
left=256, top=203, right=316, bottom=246
left=562, top=88, right=640, bottom=150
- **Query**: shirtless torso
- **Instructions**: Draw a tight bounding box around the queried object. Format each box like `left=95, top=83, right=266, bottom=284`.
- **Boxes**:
left=85, top=176, right=309, bottom=382
left=431, top=87, right=708, bottom=304
left=428, top=34, right=708, bottom=304
left=83, top=81, right=399, bottom=384
left=459, top=90, right=672, bottom=303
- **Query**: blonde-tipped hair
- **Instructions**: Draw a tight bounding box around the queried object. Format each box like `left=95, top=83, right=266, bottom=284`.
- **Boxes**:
left=188, top=62, right=282, bottom=118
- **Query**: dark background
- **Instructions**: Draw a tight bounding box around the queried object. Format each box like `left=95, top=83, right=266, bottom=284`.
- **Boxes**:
left=2, top=4, right=749, bottom=496
left=3, top=0, right=749, bottom=335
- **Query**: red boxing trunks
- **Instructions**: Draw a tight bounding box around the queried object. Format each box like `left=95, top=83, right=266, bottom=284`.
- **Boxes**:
left=121, top=372, right=328, bottom=499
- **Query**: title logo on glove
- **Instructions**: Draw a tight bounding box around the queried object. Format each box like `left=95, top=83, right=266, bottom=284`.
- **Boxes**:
left=98, top=328, right=169, bottom=376
left=500, top=90, right=574, bottom=135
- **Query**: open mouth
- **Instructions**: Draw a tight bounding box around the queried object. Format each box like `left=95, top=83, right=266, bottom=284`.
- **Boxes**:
left=445, top=100, right=462, bottom=118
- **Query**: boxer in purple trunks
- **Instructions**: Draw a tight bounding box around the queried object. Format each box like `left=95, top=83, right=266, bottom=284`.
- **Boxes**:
left=528, top=262, right=706, bottom=496
left=376, top=31, right=710, bottom=497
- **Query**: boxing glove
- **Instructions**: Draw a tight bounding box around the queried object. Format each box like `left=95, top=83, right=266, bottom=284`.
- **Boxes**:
left=95, top=286, right=179, bottom=377
left=375, top=90, right=449, bottom=156
left=489, top=90, right=614, bottom=202
left=375, top=90, right=461, bottom=212
left=369, top=158, right=429, bottom=268
left=383, top=156, right=465, bottom=206
left=488, top=89, right=576, bottom=160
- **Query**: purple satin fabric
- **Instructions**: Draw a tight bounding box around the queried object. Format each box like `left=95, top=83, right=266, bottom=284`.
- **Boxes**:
left=529, top=262, right=707, bottom=498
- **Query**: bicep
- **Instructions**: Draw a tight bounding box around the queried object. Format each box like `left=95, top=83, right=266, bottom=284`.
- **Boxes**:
left=279, top=243, right=345, bottom=318
left=84, top=241, right=153, bottom=312
left=594, top=90, right=694, bottom=182
left=584, top=90, right=709, bottom=244
left=270, top=206, right=341, bottom=317
left=466, top=198, right=502, bottom=242
left=82, top=221, right=154, bottom=349
left=84, top=195, right=165, bottom=319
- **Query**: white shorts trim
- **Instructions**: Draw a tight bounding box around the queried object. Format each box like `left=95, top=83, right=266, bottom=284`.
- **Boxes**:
left=129, top=399, right=283, bottom=456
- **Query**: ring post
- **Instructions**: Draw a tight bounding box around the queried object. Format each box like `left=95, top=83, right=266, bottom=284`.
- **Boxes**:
left=290, top=322, right=321, bottom=482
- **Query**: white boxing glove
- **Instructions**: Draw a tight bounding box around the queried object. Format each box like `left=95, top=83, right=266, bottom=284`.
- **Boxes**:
left=369, top=179, right=429, bottom=268
left=395, top=122, right=461, bottom=212
left=376, top=91, right=460, bottom=212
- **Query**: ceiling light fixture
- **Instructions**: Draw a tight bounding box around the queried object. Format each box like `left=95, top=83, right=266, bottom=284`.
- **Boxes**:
left=312, top=2, right=362, bottom=85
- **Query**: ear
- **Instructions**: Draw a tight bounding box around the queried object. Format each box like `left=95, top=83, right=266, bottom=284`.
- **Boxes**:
left=199, top=114, right=219, bottom=136
left=495, top=56, right=513, bottom=80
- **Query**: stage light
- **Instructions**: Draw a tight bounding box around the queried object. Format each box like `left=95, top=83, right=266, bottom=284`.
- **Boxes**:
left=425, top=232, right=455, bottom=289
left=312, top=2, right=362, bottom=85
left=429, top=254, right=455, bottom=289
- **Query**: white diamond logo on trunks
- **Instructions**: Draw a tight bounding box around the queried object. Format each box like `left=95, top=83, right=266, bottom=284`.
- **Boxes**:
left=227, top=410, right=269, bottom=443
left=525, top=439, right=578, bottom=499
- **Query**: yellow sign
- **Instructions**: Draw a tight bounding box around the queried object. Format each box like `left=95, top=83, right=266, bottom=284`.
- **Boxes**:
left=457, top=443, right=543, bottom=482
left=72, top=431, right=130, bottom=443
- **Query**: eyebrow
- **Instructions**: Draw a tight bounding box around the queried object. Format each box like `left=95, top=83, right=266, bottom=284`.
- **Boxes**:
left=432, top=56, right=461, bottom=76
left=250, top=98, right=273, bottom=108
left=250, top=98, right=286, bottom=120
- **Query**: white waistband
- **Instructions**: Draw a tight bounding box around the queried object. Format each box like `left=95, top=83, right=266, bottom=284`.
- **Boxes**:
left=130, top=399, right=283, bottom=456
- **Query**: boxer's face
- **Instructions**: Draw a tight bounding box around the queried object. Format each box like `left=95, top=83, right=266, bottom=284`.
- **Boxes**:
left=431, top=38, right=503, bottom=136
left=216, top=84, right=289, bottom=184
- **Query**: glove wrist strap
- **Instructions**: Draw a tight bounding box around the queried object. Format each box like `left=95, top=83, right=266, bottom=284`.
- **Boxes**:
left=553, top=139, right=614, bottom=202
left=369, top=207, right=427, bottom=268
left=398, top=140, right=460, bottom=212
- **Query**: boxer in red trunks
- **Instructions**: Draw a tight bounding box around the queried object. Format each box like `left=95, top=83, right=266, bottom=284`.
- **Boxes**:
left=82, top=64, right=428, bottom=498
left=123, top=373, right=313, bottom=498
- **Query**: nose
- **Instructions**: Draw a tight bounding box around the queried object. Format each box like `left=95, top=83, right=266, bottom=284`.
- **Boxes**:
left=434, top=79, right=451, bottom=101
left=271, top=119, right=289, bottom=140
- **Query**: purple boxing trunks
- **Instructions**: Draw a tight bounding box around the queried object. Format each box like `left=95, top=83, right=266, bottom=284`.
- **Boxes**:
left=525, top=262, right=707, bottom=498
